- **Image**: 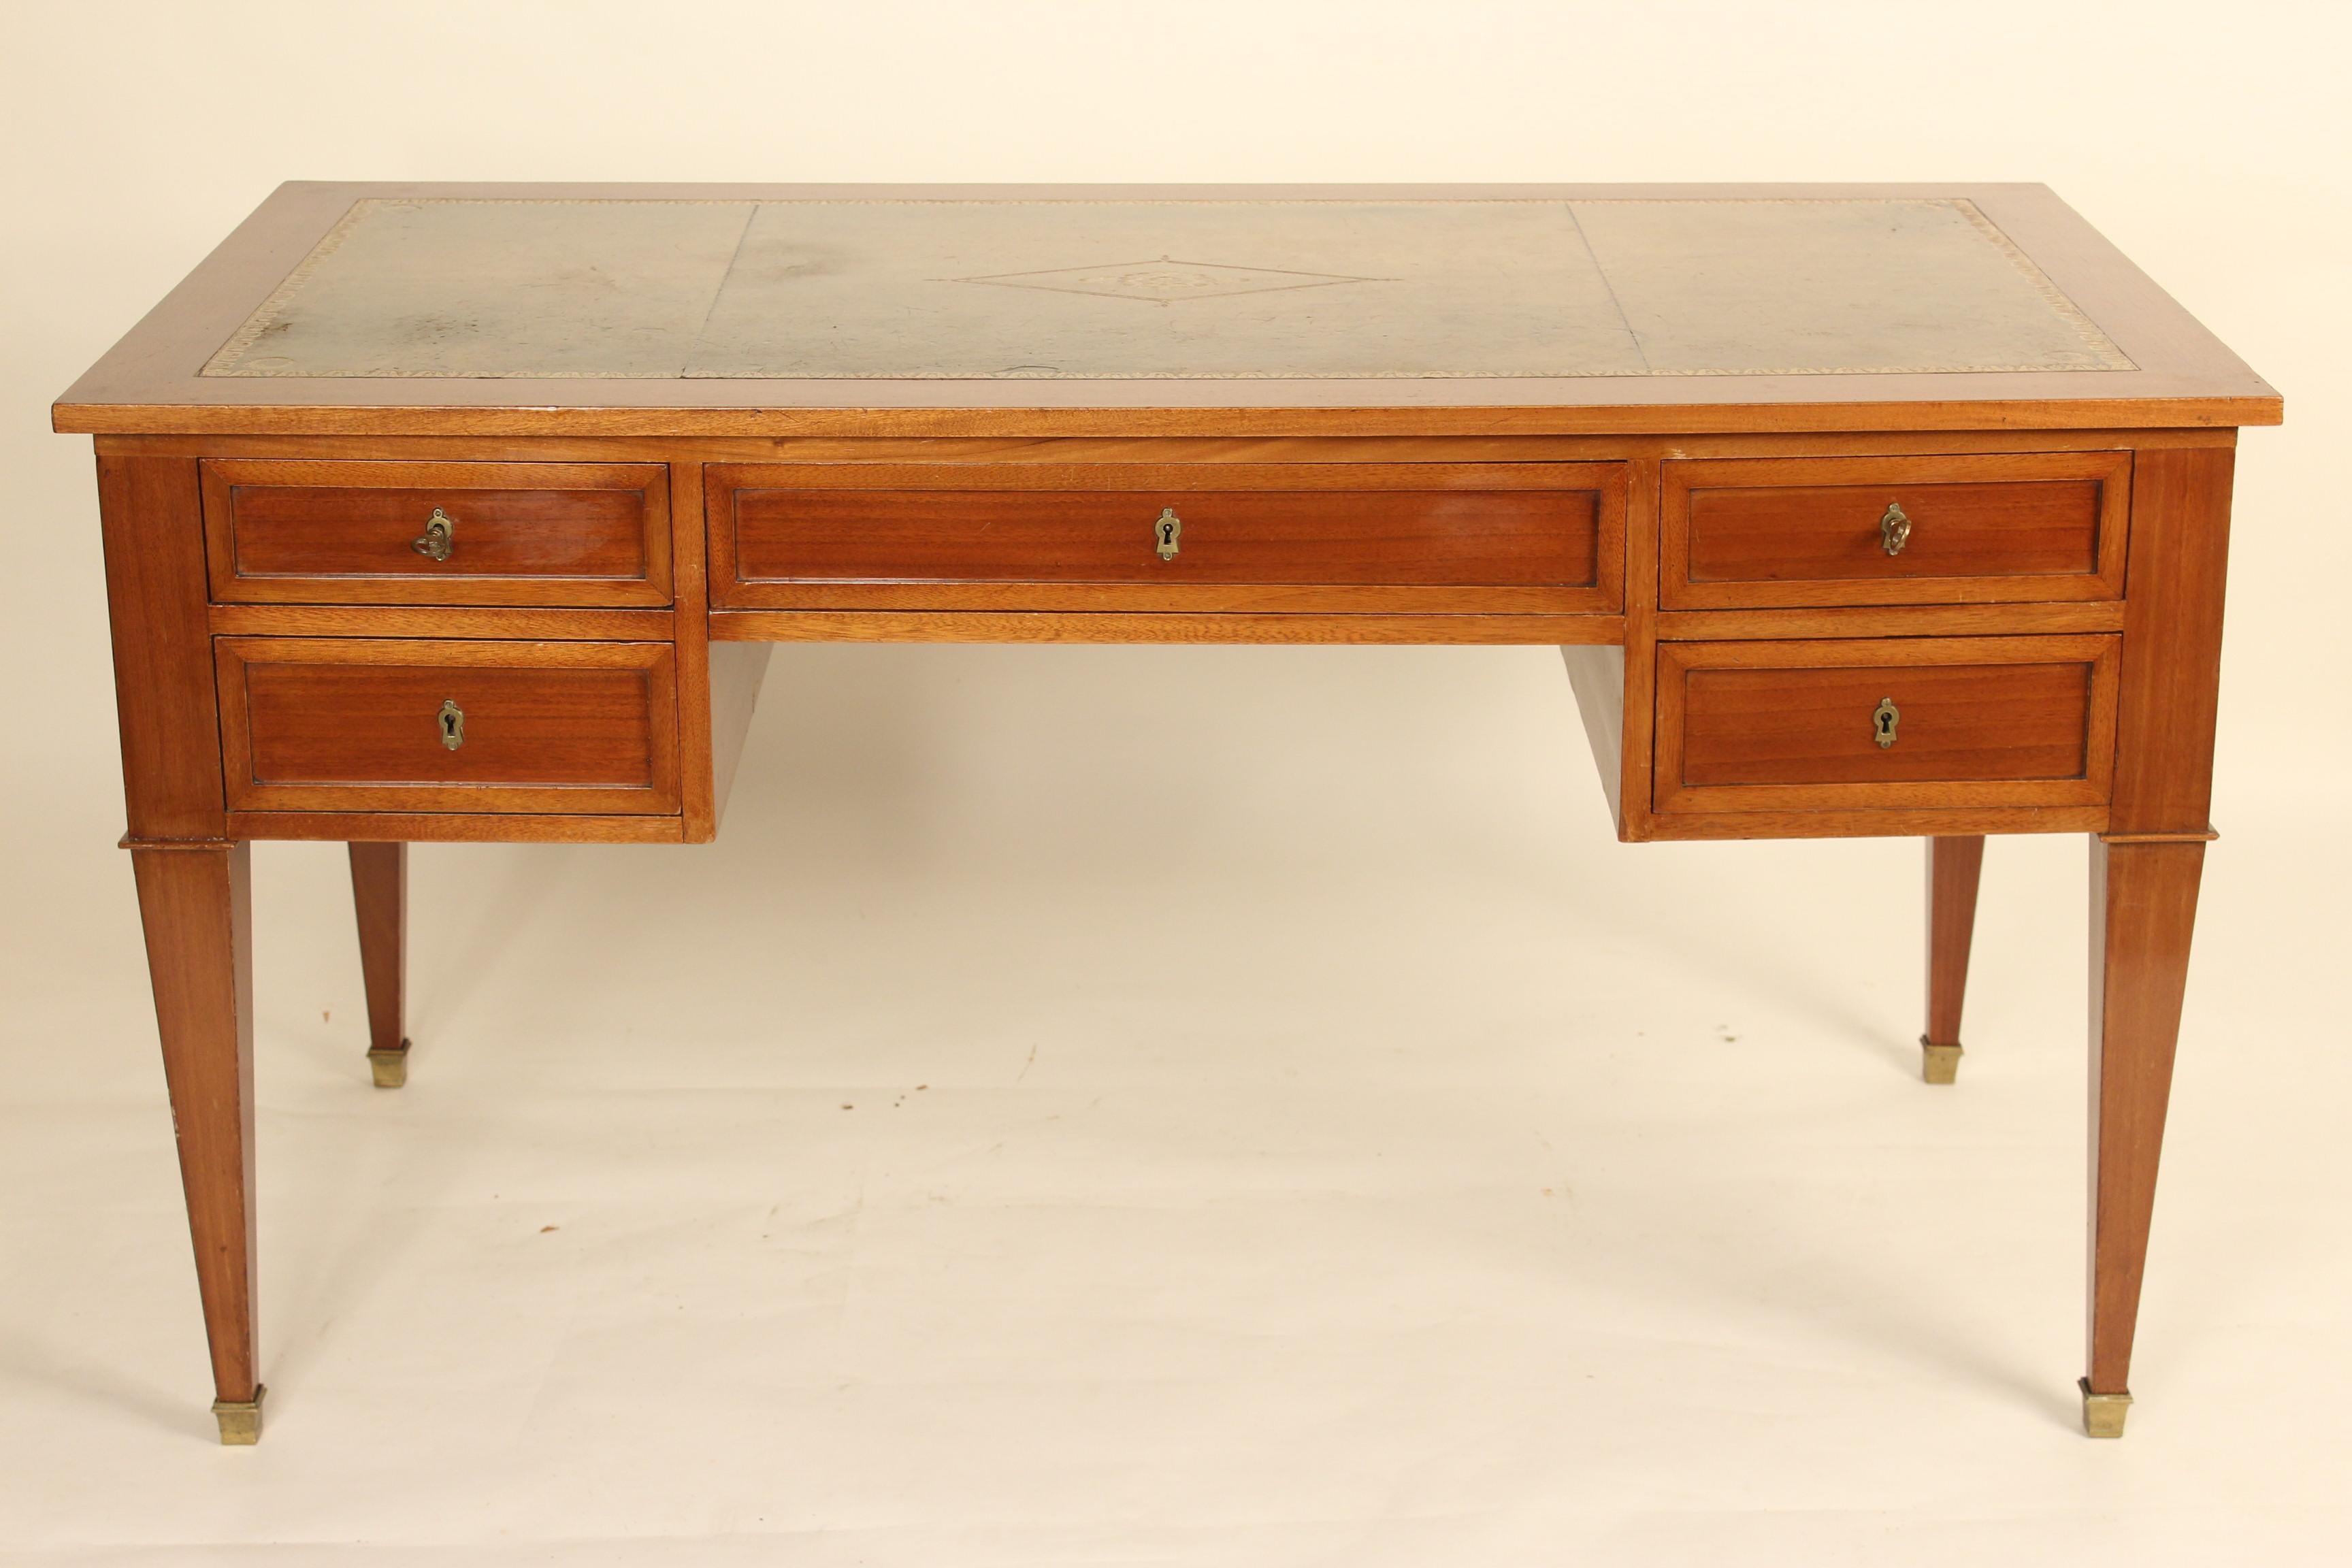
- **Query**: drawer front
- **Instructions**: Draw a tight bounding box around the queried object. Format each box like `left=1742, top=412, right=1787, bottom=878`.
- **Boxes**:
left=1654, top=636, right=2118, bottom=815
left=216, top=638, right=679, bottom=815
left=1661, top=453, right=2129, bottom=608
left=201, top=460, right=672, bottom=606
left=708, top=463, right=1627, bottom=613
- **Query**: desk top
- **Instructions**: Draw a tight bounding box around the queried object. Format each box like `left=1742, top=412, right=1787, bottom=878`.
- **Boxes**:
left=54, top=182, right=2278, bottom=438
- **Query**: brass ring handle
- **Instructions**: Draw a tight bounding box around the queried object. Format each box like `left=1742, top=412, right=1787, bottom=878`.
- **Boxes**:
left=438, top=698, right=465, bottom=751
left=1878, top=502, right=1912, bottom=557
left=1154, top=506, right=1182, bottom=561
left=412, top=508, right=456, bottom=561
left=1872, top=696, right=1899, bottom=749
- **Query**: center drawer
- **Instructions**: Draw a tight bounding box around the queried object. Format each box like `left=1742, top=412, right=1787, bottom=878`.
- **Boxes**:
left=707, top=462, right=1628, bottom=613
left=214, top=638, right=679, bottom=815
left=1654, top=635, right=2119, bottom=815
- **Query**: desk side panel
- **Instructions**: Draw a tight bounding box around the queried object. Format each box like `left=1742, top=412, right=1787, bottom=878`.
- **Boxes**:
left=98, top=454, right=226, bottom=840
left=1560, top=644, right=1627, bottom=826
left=2110, top=446, right=2233, bottom=834
left=708, top=641, right=772, bottom=827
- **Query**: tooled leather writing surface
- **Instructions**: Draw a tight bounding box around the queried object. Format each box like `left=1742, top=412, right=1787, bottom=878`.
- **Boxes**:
left=201, top=195, right=2132, bottom=382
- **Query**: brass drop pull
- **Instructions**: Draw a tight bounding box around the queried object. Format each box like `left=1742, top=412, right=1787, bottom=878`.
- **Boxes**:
left=412, top=507, right=455, bottom=561
left=1872, top=696, right=1899, bottom=749
left=438, top=698, right=465, bottom=751
left=1879, top=502, right=1912, bottom=557
left=1154, top=506, right=1182, bottom=561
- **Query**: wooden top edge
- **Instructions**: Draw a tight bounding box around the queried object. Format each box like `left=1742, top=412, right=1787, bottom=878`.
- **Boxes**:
left=50, top=395, right=2282, bottom=438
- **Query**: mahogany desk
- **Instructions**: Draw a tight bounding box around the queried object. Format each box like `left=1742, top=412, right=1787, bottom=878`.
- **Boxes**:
left=52, top=183, right=2280, bottom=1444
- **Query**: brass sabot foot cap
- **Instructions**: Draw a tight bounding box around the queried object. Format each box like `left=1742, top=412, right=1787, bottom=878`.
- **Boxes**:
left=368, top=1040, right=412, bottom=1089
left=2079, top=1377, right=2132, bottom=1439
left=212, top=1384, right=265, bottom=1446
left=1920, top=1037, right=1963, bottom=1086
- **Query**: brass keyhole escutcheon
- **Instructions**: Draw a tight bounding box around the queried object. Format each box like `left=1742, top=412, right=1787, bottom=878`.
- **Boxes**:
left=438, top=698, right=466, bottom=751
left=1154, top=506, right=1182, bottom=561
left=1879, top=501, right=1912, bottom=557
left=413, top=507, right=456, bottom=561
left=1872, top=696, right=1899, bottom=749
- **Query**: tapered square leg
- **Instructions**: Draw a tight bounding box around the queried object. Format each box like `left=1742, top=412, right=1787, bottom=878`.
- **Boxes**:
left=348, top=843, right=410, bottom=1088
left=130, top=840, right=261, bottom=1443
left=2085, top=836, right=2205, bottom=1437
left=1921, top=836, right=1984, bottom=1084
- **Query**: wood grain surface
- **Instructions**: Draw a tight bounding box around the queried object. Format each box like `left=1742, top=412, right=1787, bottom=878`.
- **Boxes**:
left=90, top=426, right=2244, bottom=464
left=1654, top=635, right=2119, bottom=815
left=709, top=610, right=1624, bottom=644
left=2074, top=443, right=2236, bottom=1415
left=2109, top=448, right=2234, bottom=834
left=215, top=638, right=680, bottom=815
left=207, top=604, right=676, bottom=640
left=1925, top=836, right=1987, bottom=1051
left=98, top=457, right=225, bottom=839
left=710, top=461, right=1624, bottom=615
left=1662, top=451, right=2130, bottom=608
left=2087, top=838, right=2206, bottom=1398
left=201, top=459, right=671, bottom=606
left=129, top=841, right=259, bottom=1411
left=227, top=811, right=687, bottom=844
left=347, top=843, right=407, bottom=1062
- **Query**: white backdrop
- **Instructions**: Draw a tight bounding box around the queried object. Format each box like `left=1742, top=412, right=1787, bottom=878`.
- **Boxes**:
left=2, top=3, right=2346, bottom=1563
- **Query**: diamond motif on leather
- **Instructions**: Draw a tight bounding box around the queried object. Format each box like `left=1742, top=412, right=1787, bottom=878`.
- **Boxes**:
left=952, top=256, right=1376, bottom=304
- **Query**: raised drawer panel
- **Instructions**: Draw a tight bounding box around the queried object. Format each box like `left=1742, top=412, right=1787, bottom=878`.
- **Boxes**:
left=1654, top=635, right=2118, bottom=815
left=215, top=638, right=679, bottom=815
left=201, top=460, right=672, bottom=606
left=708, top=462, right=1627, bottom=613
left=1661, top=453, right=2130, bottom=608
